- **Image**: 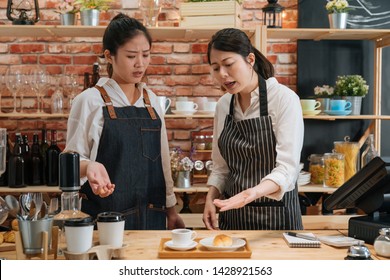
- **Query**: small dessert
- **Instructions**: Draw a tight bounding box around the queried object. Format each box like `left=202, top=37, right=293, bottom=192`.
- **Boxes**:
left=11, top=219, right=19, bottom=231
left=213, top=234, right=233, bottom=247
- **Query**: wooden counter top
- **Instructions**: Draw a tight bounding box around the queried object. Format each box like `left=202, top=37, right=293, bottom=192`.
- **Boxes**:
left=0, top=230, right=384, bottom=260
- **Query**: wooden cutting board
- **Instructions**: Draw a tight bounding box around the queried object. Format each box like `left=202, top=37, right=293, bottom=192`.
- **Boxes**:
left=0, top=242, right=16, bottom=252
left=158, top=238, right=252, bottom=259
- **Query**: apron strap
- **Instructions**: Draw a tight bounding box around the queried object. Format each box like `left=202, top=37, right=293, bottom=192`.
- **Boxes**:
left=142, top=88, right=157, bottom=120
left=95, top=85, right=117, bottom=119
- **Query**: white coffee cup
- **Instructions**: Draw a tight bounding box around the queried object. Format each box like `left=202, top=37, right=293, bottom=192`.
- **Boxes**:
left=176, top=101, right=198, bottom=112
left=156, top=96, right=172, bottom=114
left=300, top=99, right=321, bottom=111
left=64, top=217, right=95, bottom=253
left=171, top=229, right=197, bottom=246
left=203, top=101, right=217, bottom=112
left=97, top=212, right=125, bottom=248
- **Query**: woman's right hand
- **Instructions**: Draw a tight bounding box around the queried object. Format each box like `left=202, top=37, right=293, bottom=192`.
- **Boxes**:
left=202, top=186, right=220, bottom=230
left=86, top=161, right=115, bottom=198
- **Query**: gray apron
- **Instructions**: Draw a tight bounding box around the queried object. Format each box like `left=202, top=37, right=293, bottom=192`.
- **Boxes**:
left=80, top=86, right=166, bottom=230
left=218, top=75, right=303, bottom=230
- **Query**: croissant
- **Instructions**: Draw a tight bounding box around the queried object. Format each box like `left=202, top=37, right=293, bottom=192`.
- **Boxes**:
left=3, top=230, right=16, bottom=243
left=0, top=232, right=4, bottom=245
left=213, top=234, right=233, bottom=247
left=11, top=219, right=19, bottom=231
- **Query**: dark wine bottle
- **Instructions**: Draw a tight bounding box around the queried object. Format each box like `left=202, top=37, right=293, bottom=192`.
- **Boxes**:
left=83, top=72, right=90, bottom=90
left=0, top=134, right=10, bottom=186
left=90, top=62, right=100, bottom=87
left=21, top=134, right=31, bottom=185
left=8, top=133, right=26, bottom=188
left=40, top=129, right=49, bottom=185
left=46, top=130, right=61, bottom=186
left=31, top=133, right=43, bottom=185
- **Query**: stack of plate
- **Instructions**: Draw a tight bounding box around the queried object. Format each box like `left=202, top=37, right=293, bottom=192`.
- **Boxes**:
left=297, top=171, right=311, bottom=186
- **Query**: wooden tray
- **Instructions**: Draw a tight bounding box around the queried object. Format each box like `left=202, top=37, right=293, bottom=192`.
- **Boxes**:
left=0, top=242, right=16, bottom=252
left=158, top=238, right=252, bottom=259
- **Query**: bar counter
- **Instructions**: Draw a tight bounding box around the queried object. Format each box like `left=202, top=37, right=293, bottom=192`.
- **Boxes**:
left=0, top=230, right=386, bottom=260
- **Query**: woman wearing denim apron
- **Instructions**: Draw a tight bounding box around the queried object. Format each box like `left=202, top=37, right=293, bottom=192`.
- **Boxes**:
left=203, top=28, right=304, bottom=230
left=65, top=14, right=184, bottom=230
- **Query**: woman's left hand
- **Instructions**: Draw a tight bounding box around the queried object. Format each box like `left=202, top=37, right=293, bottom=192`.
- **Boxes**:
left=213, top=188, right=258, bottom=211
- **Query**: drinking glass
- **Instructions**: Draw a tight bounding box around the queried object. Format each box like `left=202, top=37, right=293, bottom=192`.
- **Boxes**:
left=29, top=67, right=48, bottom=113
left=141, top=0, right=162, bottom=27
left=5, top=68, right=24, bottom=114
left=0, top=128, right=6, bottom=177
left=19, top=74, right=29, bottom=113
left=60, top=74, right=78, bottom=112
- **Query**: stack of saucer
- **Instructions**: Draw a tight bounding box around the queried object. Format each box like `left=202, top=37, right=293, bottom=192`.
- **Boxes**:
left=297, top=171, right=311, bottom=186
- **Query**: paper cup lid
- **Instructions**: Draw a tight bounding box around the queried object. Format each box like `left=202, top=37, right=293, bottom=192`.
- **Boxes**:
left=97, top=212, right=124, bottom=222
left=64, top=216, right=94, bottom=227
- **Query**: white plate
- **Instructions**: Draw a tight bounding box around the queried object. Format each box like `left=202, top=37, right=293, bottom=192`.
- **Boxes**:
left=197, top=110, right=215, bottom=115
left=171, top=110, right=197, bottom=115
left=303, top=110, right=321, bottom=116
left=324, top=110, right=352, bottom=116
left=199, top=237, right=246, bottom=251
left=164, top=240, right=197, bottom=251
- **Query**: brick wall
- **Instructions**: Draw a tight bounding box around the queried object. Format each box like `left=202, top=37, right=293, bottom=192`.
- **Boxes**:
left=0, top=0, right=298, bottom=153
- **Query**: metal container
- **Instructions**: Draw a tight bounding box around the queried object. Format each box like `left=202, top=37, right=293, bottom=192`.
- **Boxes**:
left=80, top=9, right=100, bottom=26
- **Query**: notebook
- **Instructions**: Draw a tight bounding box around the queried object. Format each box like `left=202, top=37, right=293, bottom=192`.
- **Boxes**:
left=282, top=232, right=321, bottom=248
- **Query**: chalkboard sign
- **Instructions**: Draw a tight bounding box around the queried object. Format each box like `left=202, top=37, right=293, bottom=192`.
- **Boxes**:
left=297, top=0, right=390, bottom=161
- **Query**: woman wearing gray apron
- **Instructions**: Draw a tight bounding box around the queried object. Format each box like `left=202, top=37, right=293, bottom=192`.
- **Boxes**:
left=65, top=14, right=184, bottom=230
left=203, top=28, right=304, bottom=230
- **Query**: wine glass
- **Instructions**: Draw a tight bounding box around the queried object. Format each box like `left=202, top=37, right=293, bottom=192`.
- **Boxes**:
left=29, top=67, right=48, bottom=113
left=60, top=74, right=78, bottom=112
left=0, top=128, right=6, bottom=177
left=5, top=67, right=24, bottom=114
left=141, top=0, right=162, bottom=27
left=19, top=74, right=29, bottom=113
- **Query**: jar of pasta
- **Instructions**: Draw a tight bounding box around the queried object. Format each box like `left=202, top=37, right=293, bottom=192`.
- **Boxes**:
left=324, top=152, right=345, bottom=188
left=334, top=137, right=360, bottom=182
left=308, top=154, right=324, bottom=184
left=193, top=135, right=206, bottom=150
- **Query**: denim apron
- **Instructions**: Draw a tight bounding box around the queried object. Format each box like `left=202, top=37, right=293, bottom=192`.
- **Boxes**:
left=80, top=86, right=166, bottom=230
left=218, top=75, right=303, bottom=230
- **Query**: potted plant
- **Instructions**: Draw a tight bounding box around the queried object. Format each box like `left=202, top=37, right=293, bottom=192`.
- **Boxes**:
left=55, top=0, right=80, bottom=25
left=313, top=84, right=334, bottom=112
left=325, top=0, right=352, bottom=29
left=334, top=75, right=369, bottom=115
left=74, top=0, right=114, bottom=26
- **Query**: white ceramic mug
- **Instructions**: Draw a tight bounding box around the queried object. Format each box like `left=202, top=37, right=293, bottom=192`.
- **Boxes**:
left=171, top=229, right=197, bottom=246
left=300, top=99, right=321, bottom=111
left=97, top=212, right=125, bottom=248
left=176, top=101, right=198, bottom=112
left=156, top=96, right=172, bottom=114
left=203, top=101, right=217, bottom=112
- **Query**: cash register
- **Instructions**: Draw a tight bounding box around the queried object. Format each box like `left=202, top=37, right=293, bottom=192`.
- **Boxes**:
left=323, top=156, right=390, bottom=244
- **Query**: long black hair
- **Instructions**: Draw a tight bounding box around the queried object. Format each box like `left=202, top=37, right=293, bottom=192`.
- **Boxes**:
left=207, top=28, right=274, bottom=79
left=102, top=13, right=152, bottom=77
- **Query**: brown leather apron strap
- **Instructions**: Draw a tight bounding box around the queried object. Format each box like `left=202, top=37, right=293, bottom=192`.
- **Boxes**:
left=95, top=85, right=117, bottom=119
left=142, top=88, right=157, bottom=120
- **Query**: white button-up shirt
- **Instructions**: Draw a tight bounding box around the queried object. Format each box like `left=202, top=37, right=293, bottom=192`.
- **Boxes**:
left=65, top=78, right=176, bottom=208
left=207, top=77, right=304, bottom=200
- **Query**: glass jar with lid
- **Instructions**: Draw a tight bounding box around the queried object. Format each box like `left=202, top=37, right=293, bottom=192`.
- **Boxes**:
left=193, top=160, right=206, bottom=175
left=323, top=152, right=345, bottom=188
left=334, top=136, right=360, bottom=182
left=193, top=135, right=206, bottom=150
left=205, top=135, right=213, bottom=150
left=374, top=228, right=390, bottom=257
left=308, top=154, right=324, bottom=184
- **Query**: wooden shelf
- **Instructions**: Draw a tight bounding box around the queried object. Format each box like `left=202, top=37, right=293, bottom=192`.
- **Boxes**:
left=303, top=114, right=390, bottom=120
left=0, top=113, right=69, bottom=119
left=0, top=25, right=256, bottom=42
left=0, top=186, right=60, bottom=193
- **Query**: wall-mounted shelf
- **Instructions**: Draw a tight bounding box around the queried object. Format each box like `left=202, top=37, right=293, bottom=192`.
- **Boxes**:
left=0, top=113, right=69, bottom=119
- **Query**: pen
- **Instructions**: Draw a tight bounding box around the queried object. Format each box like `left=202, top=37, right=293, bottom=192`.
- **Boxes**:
left=285, top=232, right=319, bottom=241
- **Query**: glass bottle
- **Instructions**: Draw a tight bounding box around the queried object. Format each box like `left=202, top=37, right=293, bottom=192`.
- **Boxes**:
left=8, top=133, right=26, bottom=188
left=46, top=130, right=61, bottom=186
left=40, top=129, right=49, bottom=185
left=90, top=62, right=100, bottom=87
left=361, top=134, right=379, bottom=168
left=51, top=87, right=64, bottom=114
left=373, top=228, right=390, bottom=258
left=0, top=134, right=10, bottom=186
left=21, top=134, right=31, bottom=185
left=83, top=72, right=90, bottom=90
left=31, top=133, right=43, bottom=186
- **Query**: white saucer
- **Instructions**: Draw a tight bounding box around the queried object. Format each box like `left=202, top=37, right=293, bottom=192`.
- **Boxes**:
left=197, top=110, right=215, bottom=115
left=171, top=110, right=197, bottom=115
left=303, top=110, right=321, bottom=116
left=324, top=110, right=352, bottom=116
left=164, top=240, right=197, bottom=251
left=199, top=237, right=246, bottom=251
